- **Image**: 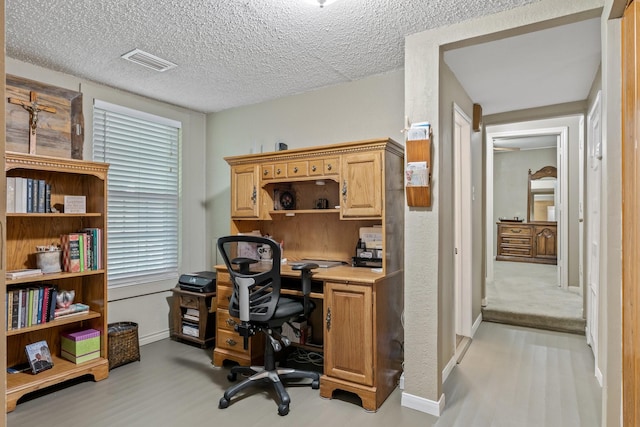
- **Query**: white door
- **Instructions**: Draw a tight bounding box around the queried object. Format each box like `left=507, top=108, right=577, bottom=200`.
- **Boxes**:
left=586, top=92, right=602, bottom=384
left=453, top=104, right=472, bottom=338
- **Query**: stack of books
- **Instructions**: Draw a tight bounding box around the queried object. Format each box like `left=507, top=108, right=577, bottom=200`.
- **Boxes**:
left=6, top=177, right=51, bottom=214
left=5, top=285, right=58, bottom=330
left=61, top=228, right=103, bottom=273
left=181, top=308, right=200, bottom=337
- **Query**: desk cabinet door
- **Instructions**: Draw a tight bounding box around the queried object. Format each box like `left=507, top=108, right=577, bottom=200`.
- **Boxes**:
left=324, top=282, right=374, bottom=386
left=340, top=152, right=382, bottom=218
left=231, top=164, right=260, bottom=218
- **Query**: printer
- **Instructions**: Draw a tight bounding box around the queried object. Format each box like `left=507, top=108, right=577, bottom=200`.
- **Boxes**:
left=178, top=271, right=216, bottom=293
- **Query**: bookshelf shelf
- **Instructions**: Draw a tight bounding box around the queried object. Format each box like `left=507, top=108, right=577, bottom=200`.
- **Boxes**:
left=269, top=208, right=340, bottom=215
left=6, top=310, right=102, bottom=337
left=6, top=355, right=109, bottom=412
left=6, top=270, right=106, bottom=285
left=4, top=153, right=110, bottom=412
left=7, top=212, right=102, bottom=217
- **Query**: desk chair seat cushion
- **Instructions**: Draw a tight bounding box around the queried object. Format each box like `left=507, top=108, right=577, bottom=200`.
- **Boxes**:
left=272, top=298, right=315, bottom=322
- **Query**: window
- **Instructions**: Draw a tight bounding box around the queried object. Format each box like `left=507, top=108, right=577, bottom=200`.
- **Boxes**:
left=93, top=100, right=181, bottom=287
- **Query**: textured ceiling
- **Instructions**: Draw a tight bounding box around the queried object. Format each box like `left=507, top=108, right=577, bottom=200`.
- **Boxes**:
left=6, top=0, right=540, bottom=113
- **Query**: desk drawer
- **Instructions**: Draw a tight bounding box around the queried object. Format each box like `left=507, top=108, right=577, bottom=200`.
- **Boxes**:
left=502, top=236, right=531, bottom=246
left=500, top=225, right=531, bottom=236
left=217, top=284, right=233, bottom=309
left=500, top=245, right=532, bottom=257
left=287, top=161, right=308, bottom=177
left=216, top=328, right=249, bottom=354
left=217, top=309, right=240, bottom=332
left=179, top=294, right=199, bottom=309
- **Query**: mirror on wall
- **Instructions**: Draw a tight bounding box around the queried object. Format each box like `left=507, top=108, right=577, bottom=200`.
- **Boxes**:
left=527, top=165, right=557, bottom=222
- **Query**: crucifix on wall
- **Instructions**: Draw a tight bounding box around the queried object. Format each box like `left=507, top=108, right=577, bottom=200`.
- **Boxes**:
left=8, top=91, right=57, bottom=154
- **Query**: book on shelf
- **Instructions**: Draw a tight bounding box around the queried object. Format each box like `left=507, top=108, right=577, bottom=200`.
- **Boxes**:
left=26, top=178, right=33, bottom=213
left=6, top=268, right=42, bottom=280
left=6, top=177, right=15, bottom=213
left=61, top=233, right=82, bottom=272
left=54, top=303, right=90, bottom=318
left=25, top=340, right=54, bottom=374
left=37, top=179, right=46, bottom=213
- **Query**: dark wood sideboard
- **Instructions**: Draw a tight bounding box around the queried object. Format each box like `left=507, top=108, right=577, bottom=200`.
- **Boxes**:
left=496, top=221, right=557, bottom=265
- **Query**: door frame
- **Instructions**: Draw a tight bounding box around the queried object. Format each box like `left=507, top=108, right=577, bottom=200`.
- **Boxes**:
left=453, top=103, right=473, bottom=338
left=485, top=125, right=569, bottom=289
left=586, top=90, right=602, bottom=384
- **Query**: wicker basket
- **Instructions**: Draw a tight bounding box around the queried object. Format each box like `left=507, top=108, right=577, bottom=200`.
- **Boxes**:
left=108, top=322, right=140, bottom=370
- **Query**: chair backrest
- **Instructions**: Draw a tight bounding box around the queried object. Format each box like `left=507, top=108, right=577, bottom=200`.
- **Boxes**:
left=217, top=235, right=282, bottom=324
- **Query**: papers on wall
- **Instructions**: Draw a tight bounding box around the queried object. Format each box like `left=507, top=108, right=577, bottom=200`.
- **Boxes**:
left=405, top=161, right=429, bottom=187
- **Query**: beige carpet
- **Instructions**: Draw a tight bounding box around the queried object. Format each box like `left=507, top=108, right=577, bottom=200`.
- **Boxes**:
left=483, top=261, right=586, bottom=334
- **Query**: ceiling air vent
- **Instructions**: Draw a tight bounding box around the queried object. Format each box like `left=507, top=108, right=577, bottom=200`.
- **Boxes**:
left=121, top=49, right=177, bottom=72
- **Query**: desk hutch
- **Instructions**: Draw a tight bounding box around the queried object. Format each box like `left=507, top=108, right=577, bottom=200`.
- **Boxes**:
left=214, top=138, right=405, bottom=411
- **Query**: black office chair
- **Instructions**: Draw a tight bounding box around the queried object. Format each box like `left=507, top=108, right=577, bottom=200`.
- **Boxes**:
left=216, top=235, right=320, bottom=416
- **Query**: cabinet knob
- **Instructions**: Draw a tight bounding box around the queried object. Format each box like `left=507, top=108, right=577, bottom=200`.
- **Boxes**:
left=276, top=168, right=281, bottom=175
left=225, top=338, right=237, bottom=347
left=251, top=186, right=257, bottom=204
left=312, top=165, right=317, bottom=172
left=342, top=181, right=347, bottom=201
left=226, top=318, right=237, bottom=327
left=263, top=169, right=268, bottom=176
left=293, top=167, right=298, bottom=173
left=326, top=164, right=332, bottom=171
left=326, top=307, right=332, bottom=331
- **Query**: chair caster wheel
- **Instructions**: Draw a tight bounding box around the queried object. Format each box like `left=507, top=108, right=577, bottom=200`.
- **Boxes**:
left=219, top=397, right=230, bottom=409
left=278, top=403, right=289, bottom=416
left=227, top=372, right=237, bottom=382
left=311, top=379, right=320, bottom=389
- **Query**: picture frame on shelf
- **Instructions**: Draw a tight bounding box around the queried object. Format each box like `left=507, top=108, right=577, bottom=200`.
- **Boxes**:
left=25, top=340, right=54, bottom=374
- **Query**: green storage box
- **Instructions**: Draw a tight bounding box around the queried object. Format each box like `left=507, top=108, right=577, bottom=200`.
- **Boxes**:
left=61, top=328, right=100, bottom=364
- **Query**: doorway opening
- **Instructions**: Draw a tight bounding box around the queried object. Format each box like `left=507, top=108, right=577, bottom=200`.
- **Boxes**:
left=483, top=120, right=585, bottom=333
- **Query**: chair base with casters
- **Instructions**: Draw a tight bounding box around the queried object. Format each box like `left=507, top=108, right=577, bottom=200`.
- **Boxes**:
left=219, top=328, right=320, bottom=416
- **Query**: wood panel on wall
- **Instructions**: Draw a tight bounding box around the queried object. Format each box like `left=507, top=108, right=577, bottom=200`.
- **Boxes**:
left=622, top=2, right=640, bottom=425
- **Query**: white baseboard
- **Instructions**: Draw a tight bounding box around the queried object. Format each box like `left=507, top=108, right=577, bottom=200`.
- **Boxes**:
left=399, top=372, right=405, bottom=389
left=442, top=354, right=456, bottom=382
left=595, top=366, right=603, bottom=387
left=472, top=312, right=483, bottom=337
left=139, top=329, right=170, bottom=346
left=401, top=391, right=445, bottom=416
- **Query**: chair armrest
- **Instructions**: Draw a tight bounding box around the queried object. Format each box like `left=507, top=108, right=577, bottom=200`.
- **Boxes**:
left=292, top=263, right=318, bottom=318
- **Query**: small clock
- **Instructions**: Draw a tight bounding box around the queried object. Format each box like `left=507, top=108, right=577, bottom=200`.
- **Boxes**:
left=279, top=191, right=295, bottom=210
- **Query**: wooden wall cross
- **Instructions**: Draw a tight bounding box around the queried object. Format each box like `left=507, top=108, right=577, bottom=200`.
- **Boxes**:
left=8, top=91, right=57, bottom=154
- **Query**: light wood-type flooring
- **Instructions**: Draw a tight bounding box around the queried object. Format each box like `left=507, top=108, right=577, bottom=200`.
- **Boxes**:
left=7, top=321, right=600, bottom=427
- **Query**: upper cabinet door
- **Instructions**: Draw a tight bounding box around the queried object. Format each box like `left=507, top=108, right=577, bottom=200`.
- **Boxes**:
left=340, top=152, right=382, bottom=218
left=231, top=164, right=260, bottom=218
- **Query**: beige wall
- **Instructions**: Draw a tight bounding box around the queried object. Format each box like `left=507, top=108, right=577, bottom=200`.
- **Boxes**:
left=404, top=0, right=604, bottom=415
left=437, top=61, right=484, bottom=373
left=205, top=70, right=405, bottom=266
left=5, top=58, right=208, bottom=344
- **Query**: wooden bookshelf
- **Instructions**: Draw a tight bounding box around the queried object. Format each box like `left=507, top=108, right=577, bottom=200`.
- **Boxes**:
left=4, top=153, right=109, bottom=412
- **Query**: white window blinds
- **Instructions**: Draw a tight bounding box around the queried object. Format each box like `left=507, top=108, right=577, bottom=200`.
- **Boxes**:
left=93, top=100, right=181, bottom=287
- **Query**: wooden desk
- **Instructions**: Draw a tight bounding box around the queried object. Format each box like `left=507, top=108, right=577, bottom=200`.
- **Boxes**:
left=217, top=139, right=405, bottom=411
left=213, top=263, right=403, bottom=412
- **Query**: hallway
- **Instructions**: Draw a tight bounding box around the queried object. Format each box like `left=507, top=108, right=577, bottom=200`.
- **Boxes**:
left=483, top=261, right=585, bottom=334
